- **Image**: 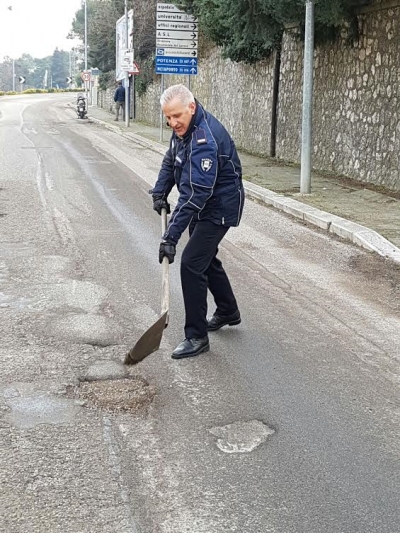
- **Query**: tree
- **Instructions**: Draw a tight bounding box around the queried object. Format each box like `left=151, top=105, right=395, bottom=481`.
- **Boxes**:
left=51, top=49, right=70, bottom=88
left=70, top=0, right=126, bottom=73
left=0, top=57, right=14, bottom=91
left=180, top=0, right=373, bottom=63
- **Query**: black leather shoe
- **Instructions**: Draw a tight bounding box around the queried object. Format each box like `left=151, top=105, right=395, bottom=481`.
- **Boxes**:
left=171, top=337, right=210, bottom=359
left=207, top=310, right=241, bottom=331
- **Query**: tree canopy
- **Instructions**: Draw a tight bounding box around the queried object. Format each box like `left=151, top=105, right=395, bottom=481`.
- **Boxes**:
left=70, top=0, right=126, bottom=74
left=0, top=51, right=69, bottom=91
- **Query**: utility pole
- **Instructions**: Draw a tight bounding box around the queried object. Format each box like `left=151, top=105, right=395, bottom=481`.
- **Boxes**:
left=12, top=58, right=15, bottom=91
left=300, top=0, right=315, bottom=194
left=124, top=0, right=130, bottom=127
left=84, top=0, right=89, bottom=103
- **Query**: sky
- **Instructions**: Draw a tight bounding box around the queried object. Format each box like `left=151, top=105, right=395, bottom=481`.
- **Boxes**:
left=0, top=0, right=83, bottom=60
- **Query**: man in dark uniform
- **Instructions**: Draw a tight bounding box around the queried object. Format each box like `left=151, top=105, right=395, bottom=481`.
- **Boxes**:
left=114, top=81, right=125, bottom=121
left=152, top=84, right=245, bottom=359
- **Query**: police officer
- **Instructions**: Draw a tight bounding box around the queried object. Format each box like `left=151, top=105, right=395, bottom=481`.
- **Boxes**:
left=152, top=84, right=244, bottom=359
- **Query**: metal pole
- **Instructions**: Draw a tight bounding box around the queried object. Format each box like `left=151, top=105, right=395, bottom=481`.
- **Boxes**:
left=300, top=0, right=315, bottom=194
left=188, top=75, right=191, bottom=92
left=125, top=0, right=130, bottom=127
left=12, top=59, right=15, bottom=91
left=84, top=0, right=89, bottom=103
left=132, top=48, right=136, bottom=120
left=160, top=75, right=164, bottom=142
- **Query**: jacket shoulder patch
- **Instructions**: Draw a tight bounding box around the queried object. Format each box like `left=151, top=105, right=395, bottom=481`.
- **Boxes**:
left=195, top=128, right=207, bottom=145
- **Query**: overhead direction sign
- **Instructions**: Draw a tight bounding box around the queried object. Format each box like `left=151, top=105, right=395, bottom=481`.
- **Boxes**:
left=156, top=39, right=197, bottom=49
left=157, top=66, right=198, bottom=75
left=157, top=30, right=198, bottom=40
left=157, top=12, right=197, bottom=22
left=156, top=57, right=198, bottom=65
left=157, top=21, right=198, bottom=31
left=156, top=2, right=198, bottom=76
left=157, top=47, right=197, bottom=58
left=156, top=3, right=191, bottom=12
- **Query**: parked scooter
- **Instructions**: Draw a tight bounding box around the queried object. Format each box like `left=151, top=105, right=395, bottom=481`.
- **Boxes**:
left=76, top=93, right=87, bottom=119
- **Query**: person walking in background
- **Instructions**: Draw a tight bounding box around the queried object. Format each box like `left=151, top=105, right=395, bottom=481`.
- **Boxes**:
left=152, top=84, right=245, bottom=360
left=114, top=80, right=125, bottom=121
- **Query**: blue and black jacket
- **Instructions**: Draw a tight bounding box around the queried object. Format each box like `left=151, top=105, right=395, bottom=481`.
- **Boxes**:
left=114, top=86, right=125, bottom=102
left=153, top=101, right=245, bottom=245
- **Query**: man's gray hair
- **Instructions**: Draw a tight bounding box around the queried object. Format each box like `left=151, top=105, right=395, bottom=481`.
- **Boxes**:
left=160, top=84, right=195, bottom=108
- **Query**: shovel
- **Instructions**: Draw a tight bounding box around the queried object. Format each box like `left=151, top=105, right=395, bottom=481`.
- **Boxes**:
left=124, top=208, right=170, bottom=365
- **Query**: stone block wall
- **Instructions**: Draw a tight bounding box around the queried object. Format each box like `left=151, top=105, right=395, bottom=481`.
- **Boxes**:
left=135, top=49, right=277, bottom=157
left=277, top=2, right=400, bottom=191
left=98, top=0, right=400, bottom=191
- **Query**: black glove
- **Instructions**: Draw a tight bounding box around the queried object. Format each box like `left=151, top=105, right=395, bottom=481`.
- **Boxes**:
left=159, top=240, right=176, bottom=264
left=152, top=194, right=171, bottom=215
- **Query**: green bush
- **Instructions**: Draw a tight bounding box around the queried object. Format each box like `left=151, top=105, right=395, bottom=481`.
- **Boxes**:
left=22, top=88, right=46, bottom=94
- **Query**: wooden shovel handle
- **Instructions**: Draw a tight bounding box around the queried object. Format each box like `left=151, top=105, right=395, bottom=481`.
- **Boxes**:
left=161, top=208, right=170, bottom=322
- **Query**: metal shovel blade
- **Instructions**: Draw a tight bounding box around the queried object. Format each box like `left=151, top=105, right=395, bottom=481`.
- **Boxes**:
left=124, top=311, right=168, bottom=365
left=124, top=208, right=170, bottom=366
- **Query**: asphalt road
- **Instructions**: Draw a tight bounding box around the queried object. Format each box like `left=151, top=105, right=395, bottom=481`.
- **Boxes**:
left=1, top=94, right=399, bottom=533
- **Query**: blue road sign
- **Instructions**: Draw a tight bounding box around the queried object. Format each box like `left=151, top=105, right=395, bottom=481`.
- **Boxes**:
left=156, top=65, right=198, bottom=75
left=156, top=56, right=198, bottom=66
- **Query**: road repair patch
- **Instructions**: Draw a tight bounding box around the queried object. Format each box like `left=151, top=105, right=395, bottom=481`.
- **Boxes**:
left=67, top=376, right=155, bottom=412
left=210, top=420, right=275, bottom=453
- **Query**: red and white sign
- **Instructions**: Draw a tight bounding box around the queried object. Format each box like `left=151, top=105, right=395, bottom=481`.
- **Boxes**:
left=81, top=71, right=91, bottom=82
left=129, top=61, right=140, bottom=75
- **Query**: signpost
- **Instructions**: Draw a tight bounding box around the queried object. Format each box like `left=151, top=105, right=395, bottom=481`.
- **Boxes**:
left=19, top=76, right=25, bottom=92
left=156, top=3, right=199, bottom=140
left=116, top=7, right=134, bottom=126
left=155, top=3, right=198, bottom=75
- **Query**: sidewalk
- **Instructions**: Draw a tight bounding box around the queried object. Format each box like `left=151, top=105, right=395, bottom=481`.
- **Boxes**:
left=86, top=104, right=400, bottom=263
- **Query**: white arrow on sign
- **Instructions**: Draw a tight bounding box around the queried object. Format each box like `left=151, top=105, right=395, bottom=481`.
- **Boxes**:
left=66, top=77, right=72, bottom=84
left=19, top=76, right=26, bottom=84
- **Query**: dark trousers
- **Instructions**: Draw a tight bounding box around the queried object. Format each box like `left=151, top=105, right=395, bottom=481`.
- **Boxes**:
left=181, top=220, right=239, bottom=339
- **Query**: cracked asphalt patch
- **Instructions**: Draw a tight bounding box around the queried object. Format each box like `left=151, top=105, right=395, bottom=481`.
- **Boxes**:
left=210, top=420, right=275, bottom=453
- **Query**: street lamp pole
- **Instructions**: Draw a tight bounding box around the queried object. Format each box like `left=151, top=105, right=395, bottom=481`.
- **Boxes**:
left=300, top=0, right=315, bottom=194
left=124, top=0, right=130, bottom=127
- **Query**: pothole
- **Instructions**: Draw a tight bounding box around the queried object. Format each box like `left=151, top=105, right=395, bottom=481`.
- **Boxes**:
left=67, top=376, right=155, bottom=412
left=210, top=420, right=275, bottom=453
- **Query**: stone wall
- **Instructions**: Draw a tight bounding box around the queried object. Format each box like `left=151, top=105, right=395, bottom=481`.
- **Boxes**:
left=135, top=49, right=277, bottom=157
left=97, top=0, right=400, bottom=191
left=277, top=2, right=400, bottom=191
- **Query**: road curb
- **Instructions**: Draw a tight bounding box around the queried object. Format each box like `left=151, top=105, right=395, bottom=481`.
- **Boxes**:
left=89, top=111, right=400, bottom=264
